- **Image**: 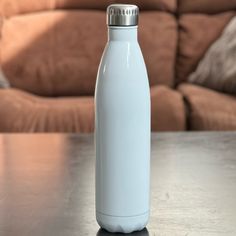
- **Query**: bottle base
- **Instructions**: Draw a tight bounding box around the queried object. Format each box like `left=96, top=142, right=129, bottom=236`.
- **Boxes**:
left=96, top=211, right=149, bottom=233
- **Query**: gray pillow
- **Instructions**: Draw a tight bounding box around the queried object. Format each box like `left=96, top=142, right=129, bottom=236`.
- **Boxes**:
left=188, top=16, right=236, bottom=94
left=0, top=68, right=10, bottom=88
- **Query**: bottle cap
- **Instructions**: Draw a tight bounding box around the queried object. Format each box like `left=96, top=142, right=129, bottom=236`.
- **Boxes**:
left=107, top=4, right=139, bottom=27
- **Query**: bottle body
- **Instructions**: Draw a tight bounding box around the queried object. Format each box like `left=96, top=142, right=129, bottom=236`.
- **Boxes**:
left=95, top=26, right=150, bottom=233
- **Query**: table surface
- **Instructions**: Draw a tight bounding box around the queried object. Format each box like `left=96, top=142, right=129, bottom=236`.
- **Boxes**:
left=0, top=132, right=236, bottom=236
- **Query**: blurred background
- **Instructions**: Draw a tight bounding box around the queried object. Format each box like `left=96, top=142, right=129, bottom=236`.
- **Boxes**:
left=0, top=0, right=236, bottom=133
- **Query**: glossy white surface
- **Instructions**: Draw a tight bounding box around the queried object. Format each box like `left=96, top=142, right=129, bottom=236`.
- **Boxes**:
left=95, top=26, right=151, bottom=233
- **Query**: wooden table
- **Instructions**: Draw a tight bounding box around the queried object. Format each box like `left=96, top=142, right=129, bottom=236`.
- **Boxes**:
left=0, top=132, right=236, bottom=236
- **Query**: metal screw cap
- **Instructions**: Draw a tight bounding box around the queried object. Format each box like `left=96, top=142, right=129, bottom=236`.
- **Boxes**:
left=107, top=4, right=139, bottom=26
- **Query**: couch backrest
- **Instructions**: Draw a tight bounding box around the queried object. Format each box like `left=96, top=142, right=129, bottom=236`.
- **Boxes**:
left=2, top=0, right=235, bottom=96
left=176, top=0, right=236, bottom=84
left=0, top=0, right=178, bottom=96
left=178, top=0, right=236, bottom=14
left=0, top=0, right=176, bottom=17
left=0, top=10, right=107, bottom=96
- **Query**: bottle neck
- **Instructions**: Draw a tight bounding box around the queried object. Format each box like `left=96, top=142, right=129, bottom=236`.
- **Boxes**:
left=108, top=26, right=138, bottom=42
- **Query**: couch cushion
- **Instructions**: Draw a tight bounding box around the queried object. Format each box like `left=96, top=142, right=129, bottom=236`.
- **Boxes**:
left=0, top=88, right=94, bottom=132
left=178, top=83, right=236, bottom=130
left=176, top=12, right=234, bottom=84
left=140, top=12, right=177, bottom=87
left=0, top=0, right=176, bottom=17
left=1, top=10, right=177, bottom=96
left=1, top=10, right=107, bottom=96
left=0, top=86, right=185, bottom=132
left=151, top=85, right=186, bottom=131
left=178, top=0, right=236, bottom=14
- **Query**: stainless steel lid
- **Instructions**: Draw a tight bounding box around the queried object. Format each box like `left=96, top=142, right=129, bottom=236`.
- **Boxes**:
left=107, top=4, right=139, bottom=26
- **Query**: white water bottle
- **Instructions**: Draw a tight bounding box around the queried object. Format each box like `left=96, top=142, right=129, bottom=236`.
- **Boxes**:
left=95, top=4, right=150, bottom=233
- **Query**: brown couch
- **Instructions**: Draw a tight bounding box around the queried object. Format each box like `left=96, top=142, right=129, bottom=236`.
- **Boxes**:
left=0, top=0, right=235, bottom=132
